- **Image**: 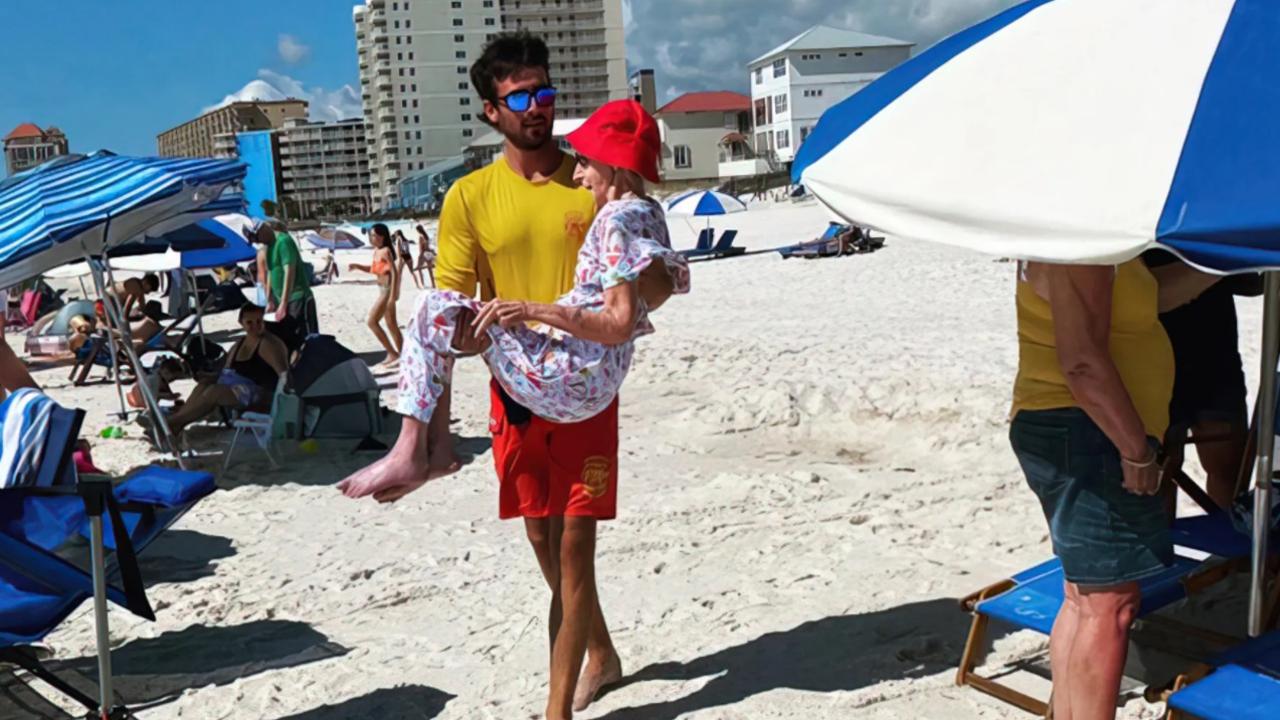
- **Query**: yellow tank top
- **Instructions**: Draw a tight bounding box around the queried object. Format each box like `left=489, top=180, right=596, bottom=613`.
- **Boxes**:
left=1011, top=259, right=1174, bottom=439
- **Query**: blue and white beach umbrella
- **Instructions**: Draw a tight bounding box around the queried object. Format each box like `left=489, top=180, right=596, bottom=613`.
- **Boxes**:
left=665, top=190, right=748, bottom=218
left=0, top=151, right=246, bottom=287
left=794, top=0, right=1280, bottom=274
left=794, top=0, right=1280, bottom=637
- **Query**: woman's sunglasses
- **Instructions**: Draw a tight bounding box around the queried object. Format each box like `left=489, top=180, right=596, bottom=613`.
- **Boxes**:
left=500, top=85, right=557, bottom=113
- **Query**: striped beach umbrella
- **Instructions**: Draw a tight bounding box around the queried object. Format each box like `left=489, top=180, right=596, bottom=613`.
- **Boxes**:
left=0, top=151, right=246, bottom=288
left=665, top=189, right=748, bottom=217
left=794, top=0, right=1280, bottom=636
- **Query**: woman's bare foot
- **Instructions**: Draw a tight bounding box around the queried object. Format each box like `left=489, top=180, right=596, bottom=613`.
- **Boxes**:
left=573, top=651, right=623, bottom=712
left=337, top=449, right=426, bottom=499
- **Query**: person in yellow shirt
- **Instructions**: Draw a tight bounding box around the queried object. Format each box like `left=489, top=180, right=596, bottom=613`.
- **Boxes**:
left=1009, top=260, right=1173, bottom=720
left=337, top=33, right=652, bottom=719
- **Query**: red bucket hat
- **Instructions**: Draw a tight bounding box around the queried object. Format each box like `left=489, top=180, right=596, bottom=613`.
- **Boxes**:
left=566, top=99, right=662, bottom=183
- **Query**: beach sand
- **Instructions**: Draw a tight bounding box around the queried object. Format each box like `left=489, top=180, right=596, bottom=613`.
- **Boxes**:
left=0, top=198, right=1262, bottom=719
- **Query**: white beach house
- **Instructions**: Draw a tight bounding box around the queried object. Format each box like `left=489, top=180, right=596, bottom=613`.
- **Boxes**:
left=748, top=25, right=914, bottom=164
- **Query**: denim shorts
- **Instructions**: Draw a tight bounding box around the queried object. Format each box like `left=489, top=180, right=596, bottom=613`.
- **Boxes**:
left=1010, top=408, right=1173, bottom=587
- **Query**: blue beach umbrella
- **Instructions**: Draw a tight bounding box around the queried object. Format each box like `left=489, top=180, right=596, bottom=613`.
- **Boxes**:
left=793, top=0, right=1280, bottom=635
left=665, top=189, right=748, bottom=218
left=0, top=151, right=246, bottom=288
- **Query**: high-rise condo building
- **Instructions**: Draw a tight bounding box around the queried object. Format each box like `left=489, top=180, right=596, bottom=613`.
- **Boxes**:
left=355, top=0, right=628, bottom=209
left=157, top=100, right=309, bottom=158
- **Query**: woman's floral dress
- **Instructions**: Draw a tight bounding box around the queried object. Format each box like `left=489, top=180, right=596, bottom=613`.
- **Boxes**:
left=396, top=197, right=691, bottom=424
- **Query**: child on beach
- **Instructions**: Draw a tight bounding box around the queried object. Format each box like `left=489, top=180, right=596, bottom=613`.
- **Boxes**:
left=348, top=223, right=403, bottom=370
left=339, top=99, right=689, bottom=501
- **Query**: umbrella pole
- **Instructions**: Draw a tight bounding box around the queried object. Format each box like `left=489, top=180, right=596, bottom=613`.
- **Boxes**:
left=1249, top=271, right=1280, bottom=637
left=188, top=270, right=206, bottom=341
left=86, top=261, right=130, bottom=422
left=95, top=261, right=186, bottom=469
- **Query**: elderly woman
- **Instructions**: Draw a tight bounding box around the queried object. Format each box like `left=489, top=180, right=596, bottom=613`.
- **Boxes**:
left=159, top=305, right=288, bottom=435
left=1012, top=260, right=1173, bottom=720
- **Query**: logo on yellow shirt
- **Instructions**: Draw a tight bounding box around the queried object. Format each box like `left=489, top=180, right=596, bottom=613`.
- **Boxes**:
left=580, top=456, right=611, bottom=498
left=565, top=211, right=589, bottom=246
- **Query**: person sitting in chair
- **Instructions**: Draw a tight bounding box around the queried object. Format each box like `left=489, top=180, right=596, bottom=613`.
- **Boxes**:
left=157, top=305, right=288, bottom=435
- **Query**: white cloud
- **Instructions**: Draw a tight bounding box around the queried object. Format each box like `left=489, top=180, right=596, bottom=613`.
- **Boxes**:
left=204, top=70, right=362, bottom=124
left=278, top=34, right=310, bottom=64
left=625, top=0, right=1020, bottom=100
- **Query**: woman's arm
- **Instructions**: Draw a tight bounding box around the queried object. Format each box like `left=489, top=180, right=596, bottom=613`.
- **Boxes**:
left=1147, top=262, right=1222, bottom=313
left=260, top=335, right=290, bottom=375
left=0, top=343, right=38, bottom=392
left=1045, top=263, right=1149, bottom=461
left=473, top=281, right=640, bottom=346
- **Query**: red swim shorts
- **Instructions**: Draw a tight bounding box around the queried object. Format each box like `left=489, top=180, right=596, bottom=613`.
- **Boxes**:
left=490, top=380, right=619, bottom=520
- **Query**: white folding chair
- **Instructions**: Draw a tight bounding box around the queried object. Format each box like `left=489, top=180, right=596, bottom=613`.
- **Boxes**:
left=223, top=375, right=285, bottom=472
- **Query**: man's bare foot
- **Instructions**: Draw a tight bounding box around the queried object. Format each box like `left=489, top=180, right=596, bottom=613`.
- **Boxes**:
left=337, top=451, right=426, bottom=499
left=573, top=651, right=623, bottom=712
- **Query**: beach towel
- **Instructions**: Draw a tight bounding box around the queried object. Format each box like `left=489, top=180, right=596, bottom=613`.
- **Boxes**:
left=0, top=389, right=57, bottom=489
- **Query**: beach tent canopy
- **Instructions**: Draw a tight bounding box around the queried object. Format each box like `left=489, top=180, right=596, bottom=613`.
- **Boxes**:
left=0, top=151, right=246, bottom=287
left=665, top=190, right=748, bottom=217
left=793, top=0, right=1280, bottom=274
left=304, top=227, right=365, bottom=251
left=111, top=214, right=256, bottom=272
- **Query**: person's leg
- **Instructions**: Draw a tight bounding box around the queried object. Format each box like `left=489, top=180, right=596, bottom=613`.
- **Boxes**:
left=383, top=299, right=404, bottom=358
left=1050, top=581, right=1082, bottom=720
left=165, top=383, right=239, bottom=433
left=338, top=414, right=454, bottom=501
left=1066, top=583, right=1140, bottom=720
left=547, top=517, right=597, bottom=720
left=366, top=290, right=397, bottom=362
left=1191, top=417, right=1248, bottom=509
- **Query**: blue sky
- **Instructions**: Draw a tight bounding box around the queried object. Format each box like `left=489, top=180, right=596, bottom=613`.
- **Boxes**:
left=0, top=0, right=1014, bottom=174
left=0, top=0, right=361, bottom=163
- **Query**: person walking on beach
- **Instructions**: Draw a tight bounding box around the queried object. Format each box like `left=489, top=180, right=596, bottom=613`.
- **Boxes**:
left=1010, top=260, right=1174, bottom=720
left=415, top=224, right=436, bottom=288
left=348, top=223, right=403, bottom=369
left=344, top=34, right=662, bottom=719
left=246, top=220, right=318, bottom=335
left=394, top=229, right=424, bottom=290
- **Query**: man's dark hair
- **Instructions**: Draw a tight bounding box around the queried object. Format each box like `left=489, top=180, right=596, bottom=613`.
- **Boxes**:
left=141, top=273, right=160, bottom=291
left=469, top=31, right=551, bottom=106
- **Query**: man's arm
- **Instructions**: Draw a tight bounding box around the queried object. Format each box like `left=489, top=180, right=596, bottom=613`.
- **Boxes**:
left=1147, top=262, right=1221, bottom=313
left=435, top=185, right=480, bottom=295
left=0, top=343, right=38, bottom=392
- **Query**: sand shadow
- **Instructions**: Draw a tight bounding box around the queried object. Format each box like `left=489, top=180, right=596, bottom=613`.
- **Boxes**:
left=133, top=529, right=236, bottom=584
left=598, top=598, right=996, bottom=719
left=2, top=620, right=347, bottom=719
left=276, top=685, right=456, bottom=719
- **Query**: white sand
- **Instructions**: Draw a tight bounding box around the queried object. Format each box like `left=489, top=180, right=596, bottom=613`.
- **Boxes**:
left=0, top=198, right=1263, bottom=719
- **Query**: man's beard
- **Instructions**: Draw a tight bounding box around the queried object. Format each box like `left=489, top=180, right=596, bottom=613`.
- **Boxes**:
left=504, top=120, right=551, bottom=152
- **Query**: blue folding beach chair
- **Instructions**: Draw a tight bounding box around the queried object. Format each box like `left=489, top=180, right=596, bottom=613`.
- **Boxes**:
left=1164, top=631, right=1280, bottom=719
left=779, top=222, right=845, bottom=259
left=956, top=512, right=1258, bottom=716
left=0, top=390, right=216, bottom=719
left=683, top=230, right=744, bottom=260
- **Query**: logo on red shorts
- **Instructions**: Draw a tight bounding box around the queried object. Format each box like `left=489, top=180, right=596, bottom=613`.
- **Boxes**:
left=580, top=456, right=610, bottom=498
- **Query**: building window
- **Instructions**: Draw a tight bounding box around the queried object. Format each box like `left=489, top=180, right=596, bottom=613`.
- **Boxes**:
left=800, top=126, right=813, bottom=143
left=754, top=68, right=763, bottom=85
left=461, top=113, right=472, bottom=121
left=395, top=36, right=401, bottom=44
left=398, top=68, right=404, bottom=76
left=451, top=0, right=461, bottom=6
left=393, top=1, right=398, bottom=8
left=838, top=52, right=847, bottom=58
left=408, top=52, right=414, bottom=60
left=401, top=100, right=407, bottom=108
left=755, top=132, right=768, bottom=154
left=772, top=58, right=786, bottom=78
left=394, top=20, right=400, bottom=28
left=673, top=145, right=692, bottom=169
left=800, top=53, right=822, bottom=61
left=460, top=97, right=471, bottom=105
left=774, top=94, right=787, bottom=114
left=397, top=52, right=403, bottom=60
left=453, top=18, right=463, bottom=26
left=754, top=98, right=768, bottom=127
left=405, top=131, right=411, bottom=140
left=409, top=67, right=416, bottom=76
left=777, top=129, right=790, bottom=149
left=803, top=89, right=824, bottom=98
left=457, top=66, right=467, bottom=74
left=415, top=130, right=422, bottom=139
left=454, top=34, right=464, bottom=42
left=404, top=19, right=410, bottom=28
left=463, top=128, right=474, bottom=137
left=412, top=99, right=419, bottom=108
left=458, top=81, right=469, bottom=90
left=456, top=50, right=467, bottom=59
left=400, top=84, right=406, bottom=92
left=406, top=36, right=412, bottom=44
left=485, top=17, right=496, bottom=26
left=411, top=83, right=417, bottom=91
left=483, top=0, right=493, bottom=6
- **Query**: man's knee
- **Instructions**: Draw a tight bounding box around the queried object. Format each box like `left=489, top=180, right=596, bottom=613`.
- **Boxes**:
left=558, top=520, right=597, bottom=566
left=526, top=519, right=552, bottom=552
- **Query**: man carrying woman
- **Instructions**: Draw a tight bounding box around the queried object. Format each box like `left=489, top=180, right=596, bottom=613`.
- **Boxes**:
left=339, top=33, right=682, bottom=720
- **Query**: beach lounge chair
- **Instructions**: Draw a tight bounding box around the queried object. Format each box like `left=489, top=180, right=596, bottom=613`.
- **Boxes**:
left=956, top=512, right=1258, bottom=716
left=0, top=390, right=217, bottom=717
left=678, top=228, right=715, bottom=258
left=1162, top=631, right=1280, bottom=719
left=779, top=223, right=846, bottom=259
left=684, top=230, right=744, bottom=260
